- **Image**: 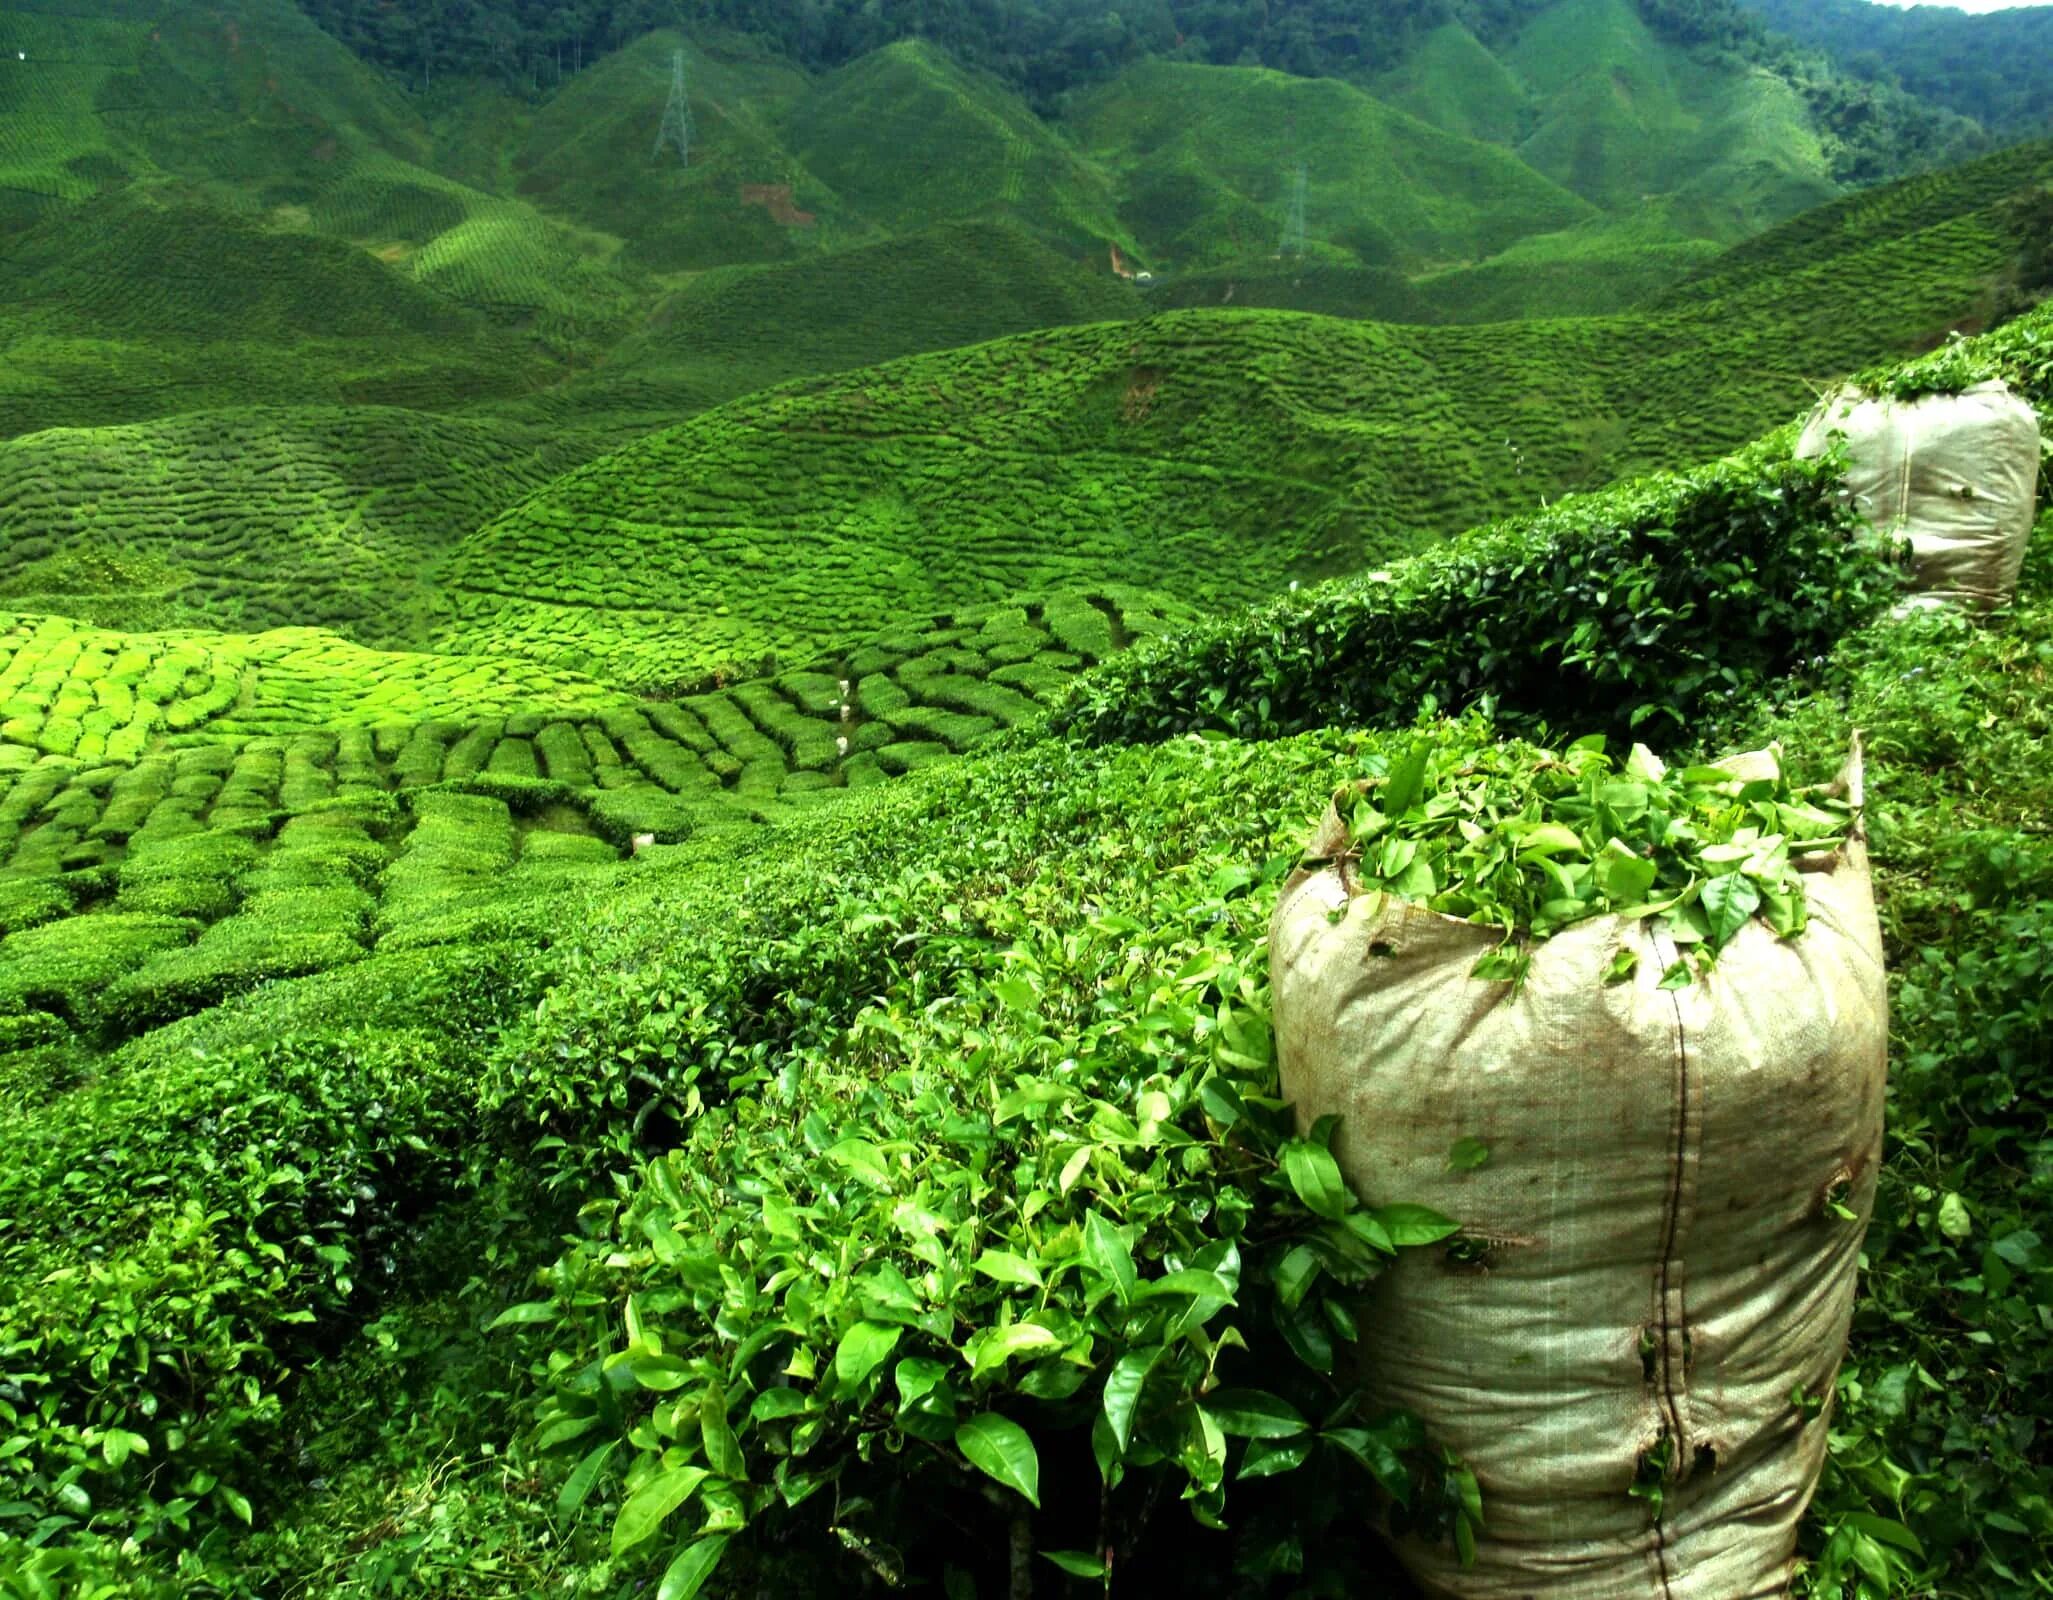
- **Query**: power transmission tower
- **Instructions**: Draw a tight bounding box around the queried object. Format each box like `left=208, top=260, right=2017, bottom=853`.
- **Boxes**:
left=655, top=50, right=694, bottom=165
left=1278, top=164, right=1308, bottom=258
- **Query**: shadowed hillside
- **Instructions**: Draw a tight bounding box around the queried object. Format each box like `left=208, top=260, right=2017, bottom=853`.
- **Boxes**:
left=0, top=408, right=607, bottom=640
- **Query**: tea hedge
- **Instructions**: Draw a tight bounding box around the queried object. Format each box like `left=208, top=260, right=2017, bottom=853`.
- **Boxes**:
left=1053, top=442, right=1900, bottom=747
left=0, top=965, right=530, bottom=1583
left=486, top=731, right=1517, bottom=1599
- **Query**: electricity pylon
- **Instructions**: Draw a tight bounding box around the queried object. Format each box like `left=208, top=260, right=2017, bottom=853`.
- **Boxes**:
left=655, top=50, right=694, bottom=165
left=1278, top=164, right=1308, bottom=257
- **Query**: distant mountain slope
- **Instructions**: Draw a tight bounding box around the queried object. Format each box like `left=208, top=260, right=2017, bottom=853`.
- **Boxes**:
left=533, top=220, right=1139, bottom=433
left=1066, top=58, right=1597, bottom=272
left=7, top=119, right=2036, bottom=667
left=1506, top=0, right=1837, bottom=239
left=0, top=190, right=565, bottom=439
left=1738, top=0, right=2053, bottom=140
left=0, top=0, right=2005, bottom=399
left=0, top=0, right=426, bottom=231
left=1372, top=21, right=1537, bottom=147
left=785, top=42, right=1129, bottom=251
left=1, top=191, right=474, bottom=343
left=506, top=30, right=827, bottom=274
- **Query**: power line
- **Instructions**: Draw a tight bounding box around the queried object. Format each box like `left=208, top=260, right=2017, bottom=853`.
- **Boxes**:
left=1278, top=163, right=1308, bottom=258
left=655, top=49, right=694, bottom=166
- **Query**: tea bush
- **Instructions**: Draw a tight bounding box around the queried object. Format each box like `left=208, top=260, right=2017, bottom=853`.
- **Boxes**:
left=1055, top=443, right=1898, bottom=747
left=0, top=999, right=514, bottom=1570
left=471, top=723, right=1783, bottom=1596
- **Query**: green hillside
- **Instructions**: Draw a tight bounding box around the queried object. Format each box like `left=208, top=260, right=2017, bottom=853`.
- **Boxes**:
left=1413, top=208, right=1724, bottom=320
left=0, top=0, right=654, bottom=433
left=0, top=0, right=426, bottom=226
left=1068, top=59, right=1598, bottom=272
left=437, top=148, right=2046, bottom=689
left=1505, top=0, right=1838, bottom=239
left=4, top=109, right=2038, bottom=684
left=0, top=179, right=576, bottom=441
left=1739, top=0, right=2053, bottom=140
left=0, top=408, right=607, bottom=640
left=506, top=29, right=829, bottom=273
left=1372, top=21, right=1537, bottom=148
left=784, top=41, right=1130, bottom=253
left=520, top=219, right=1141, bottom=431
left=1655, top=134, right=2053, bottom=311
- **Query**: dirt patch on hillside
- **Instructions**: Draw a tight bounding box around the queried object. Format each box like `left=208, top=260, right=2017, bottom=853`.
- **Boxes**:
left=740, top=184, right=816, bottom=227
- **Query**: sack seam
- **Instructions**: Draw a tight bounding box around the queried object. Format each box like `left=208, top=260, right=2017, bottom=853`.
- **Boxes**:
left=1651, top=924, right=1691, bottom=1600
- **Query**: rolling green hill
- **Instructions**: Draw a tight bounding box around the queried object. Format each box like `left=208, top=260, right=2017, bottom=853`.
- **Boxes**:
left=505, top=219, right=1142, bottom=432
left=0, top=0, right=654, bottom=434
left=1067, top=58, right=1598, bottom=273
left=1654, top=134, right=2053, bottom=312
left=0, top=408, right=608, bottom=640
left=2, top=0, right=2052, bottom=1583
left=4, top=112, right=2039, bottom=683
left=784, top=41, right=1131, bottom=253
left=505, top=29, right=829, bottom=274
left=1505, top=0, right=1838, bottom=238
left=439, top=127, right=2051, bottom=689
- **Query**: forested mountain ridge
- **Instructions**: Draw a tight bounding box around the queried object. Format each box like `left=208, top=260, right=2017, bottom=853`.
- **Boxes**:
left=2, top=0, right=2008, bottom=392
left=1739, top=0, right=2053, bottom=141
left=293, top=0, right=1983, bottom=186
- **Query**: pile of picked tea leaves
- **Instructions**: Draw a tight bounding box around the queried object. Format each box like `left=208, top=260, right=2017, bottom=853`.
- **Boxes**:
left=1318, top=726, right=1859, bottom=987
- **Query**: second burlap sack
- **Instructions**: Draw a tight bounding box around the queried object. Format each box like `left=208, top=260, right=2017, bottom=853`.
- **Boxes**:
left=1796, top=378, right=2040, bottom=610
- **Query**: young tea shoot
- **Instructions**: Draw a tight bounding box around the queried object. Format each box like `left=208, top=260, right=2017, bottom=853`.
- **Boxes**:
left=1319, top=722, right=1858, bottom=988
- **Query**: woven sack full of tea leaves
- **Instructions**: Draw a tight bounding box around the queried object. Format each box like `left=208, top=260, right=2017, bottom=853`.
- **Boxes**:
left=1797, top=379, right=2040, bottom=610
left=1270, top=733, right=1886, bottom=1599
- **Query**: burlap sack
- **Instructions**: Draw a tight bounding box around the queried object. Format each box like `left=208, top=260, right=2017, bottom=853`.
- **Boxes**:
left=1271, top=751, right=1887, bottom=1599
left=1796, top=379, right=2040, bottom=610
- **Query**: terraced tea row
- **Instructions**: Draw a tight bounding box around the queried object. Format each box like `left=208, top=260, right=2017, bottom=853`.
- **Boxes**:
left=0, top=764, right=630, bottom=1047
left=4, top=584, right=1175, bottom=797
left=545, top=587, right=1191, bottom=800
left=0, top=583, right=1200, bottom=1050
left=0, top=616, right=244, bottom=763
left=0, top=614, right=632, bottom=759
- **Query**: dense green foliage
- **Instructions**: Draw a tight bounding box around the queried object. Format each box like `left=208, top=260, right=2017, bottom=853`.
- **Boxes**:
left=5, top=491, right=2044, bottom=1593
left=1323, top=730, right=1855, bottom=980
left=1693, top=528, right=2053, bottom=1598
left=3, top=1, right=2052, bottom=1593
left=1052, top=443, right=1896, bottom=745
left=1740, top=0, right=2053, bottom=142
left=495, top=733, right=1482, bottom=1596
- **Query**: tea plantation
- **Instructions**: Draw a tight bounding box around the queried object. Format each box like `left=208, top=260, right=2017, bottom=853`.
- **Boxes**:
left=1, top=0, right=2051, bottom=1595
left=442, top=159, right=2050, bottom=686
